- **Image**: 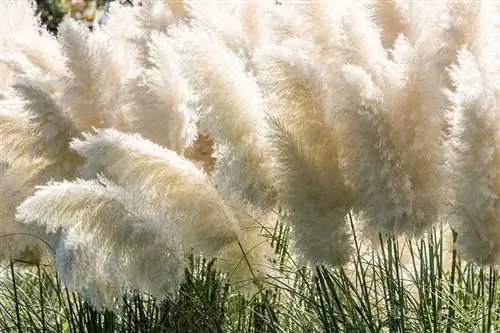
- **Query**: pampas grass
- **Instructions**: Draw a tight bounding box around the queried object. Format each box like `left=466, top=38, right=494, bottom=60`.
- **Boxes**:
left=16, top=179, right=184, bottom=304
left=0, top=0, right=499, bottom=318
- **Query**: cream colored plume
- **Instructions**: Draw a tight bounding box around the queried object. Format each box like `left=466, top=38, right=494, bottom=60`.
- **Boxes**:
left=0, top=100, right=39, bottom=162
left=71, top=129, right=273, bottom=285
left=71, top=129, right=239, bottom=257
left=256, top=40, right=353, bottom=266
left=127, top=32, right=198, bottom=153
left=323, top=2, right=461, bottom=236
left=217, top=209, right=275, bottom=291
left=0, top=1, right=66, bottom=77
left=58, top=18, right=134, bottom=131
left=16, top=179, right=184, bottom=299
left=261, top=2, right=312, bottom=45
left=131, top=0, right=183, bottom=67
left=169, top=24, right=276, bottom=208
left=0, top=156, right=53, bottom=263
left=55, top=229, right=123, bottom=310
left=185, top=1, right=261, bottom=62
left=13, top=76, right=83, bottom=178
left=372, top=0, right=408, bottom=50
left=448, top=2, right=500, bottom=264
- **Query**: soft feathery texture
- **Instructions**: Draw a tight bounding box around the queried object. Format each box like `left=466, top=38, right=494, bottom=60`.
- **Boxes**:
left=216, top=208, right=275, bottom=291
left=126, top=32, right=198, bottom=153
left=0, top=85, right=80, bottom=263
left=71, top=129, right=239, bottom=257
left=269, top=119, right=352, bottom=266
left=322, top=2, right=452, bottom=236
left=71, top=129, right=273, bottom=286
left=0, top=156, right=53, bottom=262
left=169, top=24, right=276, bottom=208
left=16, top=179, right=184, bottom=301
left=13, top=76, right=83, bottom=178
left=58, top=18, right=135, bottom=131
left=448, top=2, right=500, bottom=264
left=257, top=39, right=353, bottom=266
left=130, top=0, right=180, bottom=67
left=0, top=1, right=65, bottom=77
left=55, top=229, right=123, bottom=310
left=297, top=2, right=347, bottom=60
left=0, top=100, right=40, bottom=162
left=261, top=2, right=312, bottom=45
left=185, top=1, right=256, bottom=64
left=0, top=2, right=499, bottom=306
left=372, top=0, right=407, bottom=50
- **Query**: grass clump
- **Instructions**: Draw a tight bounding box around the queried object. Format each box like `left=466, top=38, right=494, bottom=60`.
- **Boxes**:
left=1, top=220, right=499, bottom=333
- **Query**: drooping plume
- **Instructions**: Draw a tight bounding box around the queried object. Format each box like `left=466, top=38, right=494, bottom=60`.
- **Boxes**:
left=13, top=76, right=83, bottom=178
left=71, top=129, right=239, bottom=257
left=16, top=179, right=184, bottom=300
left=71, top=129, right=273, bottom=284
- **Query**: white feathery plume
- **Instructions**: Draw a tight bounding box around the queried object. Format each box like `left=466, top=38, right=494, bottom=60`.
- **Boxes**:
left=399, top=3, right=482, bottom=136
left=324, top=2, right=464, bottom=236
left=260, top=2, right=312, bottom=45
left=334, top=2, right=387, bottom=79
left=217, top=209, right=275, bottom=290
left=0, top=63, right=12, bottom=98
left=0, top=157, right=52, bottom=217
left=448, top=2, right=500, bottom=264
left=58, top=18, right=134, bottom=131
left=55, top=229, right=123, bottom=310
left=334, top=63, right=438, bottom=235
left=100, top=2, right=142, bottom=43
left=12, top=76, right=83, bottom=178
left=127, top=32, right=198, bottom=153
left=449, top=53, right=500, bottom=264
left=0, top=99, right=40, bottom=162
left=57, top=18, right=103, bottom=129
left=269, top=118, right=352, bottom=266
left=138, top=0, right=181, bottom=31
left=71, top=129, right=239, bottom=257
left=161, top=0, right=187, bottom=20
left=239, top=1, right=269, bottom=49
left=372, top=0, right=408, bottom=50
left=0, top=53, right=40, bottom=82
left=0, top=1, right=66, bottom=77
left=256, top=39, right=353, bottom=266
left=131, top=0, right=181, bottom=67
left=71, top=130, right=272, bottom=285
left=297, top=2, right=346, bottom=60
left=186, top=1, right=254, bottom=62
left=0, top=156, right=53, bottom=262
left=169, top=24, right=276, bottom=208
left=0, top=89, right=82, bottom=260
left=380, top=3, right=488, bottom=233
left=16, top=179, right=184, bottom=299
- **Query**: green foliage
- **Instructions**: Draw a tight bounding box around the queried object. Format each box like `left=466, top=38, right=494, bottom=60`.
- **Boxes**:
left=34, top=0, right=66, bottom=35
left=35, top=0, right=112, bottom=34
left=1, top=219, right=499, bottom=332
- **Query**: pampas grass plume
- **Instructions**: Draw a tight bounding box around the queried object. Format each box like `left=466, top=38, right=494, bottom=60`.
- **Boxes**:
left=16, top=178, right=184, bottom=299
left=71, top=129, right=239, bottom=257
left=170, top=24, right=275, bottom=208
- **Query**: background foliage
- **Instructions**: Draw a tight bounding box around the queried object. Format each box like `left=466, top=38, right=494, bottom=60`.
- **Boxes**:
left=35, top=0, right=124, bottom=33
